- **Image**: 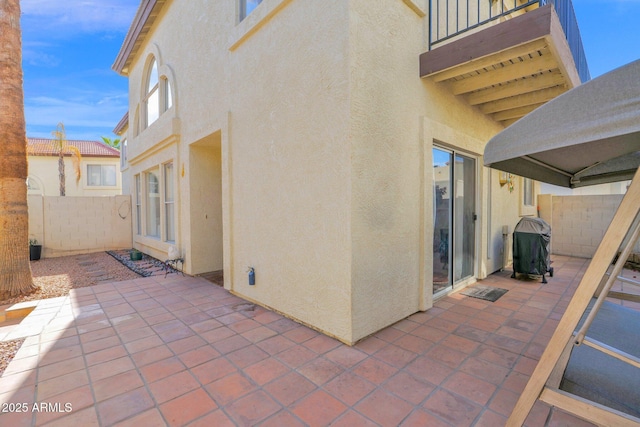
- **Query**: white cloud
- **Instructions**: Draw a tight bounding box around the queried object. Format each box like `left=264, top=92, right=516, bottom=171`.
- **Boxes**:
left=21, top=0, right=139, bottom=35
left=25, top=93, right=128, bottom=137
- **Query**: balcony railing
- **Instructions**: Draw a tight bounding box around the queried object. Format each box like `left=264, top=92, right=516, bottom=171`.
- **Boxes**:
left=429, top=0, right=590, bottom=82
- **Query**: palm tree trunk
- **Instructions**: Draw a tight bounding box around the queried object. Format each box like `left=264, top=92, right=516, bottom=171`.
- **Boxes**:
left=0, top=0, right=38, bottom=299
left=59, top=152, right=65, bottom=196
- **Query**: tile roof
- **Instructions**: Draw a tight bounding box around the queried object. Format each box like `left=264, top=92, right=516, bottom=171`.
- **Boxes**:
left=27, top=138, right=120, bottom=158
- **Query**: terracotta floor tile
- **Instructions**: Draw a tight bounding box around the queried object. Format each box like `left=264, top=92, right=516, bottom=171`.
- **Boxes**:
left=213, top=334, right=251, bottom=355
left=355, top=389, right=414, bottom=426
left=324, top=345, right=368, bottom=368
left=88, top=356, right=135, bottom=382
left=205, top=371, right=257, bottom=405
left=37, top=355, right=86, bottom=381
left=275, top=344, right=317, bottom=368
left=373, top=326, right=405, bottom=343
left=228, top=318, right=261, bottom=333
left=488, top=387, right=519, bottom=417
left=352, top=357, right=398, bottom=385
left=263, top=371, right=317, bottom=406
left=130, top=344, right=174, bottom=367
left=139, top=356, right=186, bottom=383
left=410, top=324, right=448, bottom=342
left=227, top=344, right=269, bottom=368
left=257, top=335, right=296, bottom=355
left=85, top=345, right=128, bottom=366
left=324, top=371, right=376, bottom=406
left=36, top=369, right=89, bottom=401
left=82, top=336, right=121, bottom=354
left=459, top=356, right=510, bottom=386
left=240, top=325, right=279, bottom=343
left=93, top=369, right=145, bottom=402
left=303, top=334, right=341, bottom=354
left=190, top=357, right=237, bottom=385
left=178, top=345, right=220, bottom=368
left=34, top=384, right=94, bottom=425
left=283, top=326, right=319, bottom=343
left=475, top=346, right=519, bottom=369
left=373, top=344, right=418, bottom=369
left=112, top=408, right=166, bottom=427
left=353, top=336, right=387, bottom=354
left=442, top=371, right=497, bottom=406
left=42, top=406, right=99, bottom=427
left=257, top=410, right=306, bottom=427
left=291, top=389, right=347, bottom=426
left=425, top=344, right=468, bottom=369
left=97, top=387, right=154, bottom=426
left=125, top=334, right=164, bottom=354
left=474, top=409, right=508, bottom=427
left=37, top=345, right=83, bottom=366
left=400, top=409, right=451, bottom=427
left=156, top=324, right=196, bottom=343
left=198, top=326, right=235, bottom=344
left=243, top=357, right=290, bottom=385
left=160, top=388, right=218, bottom=427
left=298, top=357, right=344, bottom=386
left=167, top=334, right=207, bottom=354
left=454, top=324, right=493, bottom=343
left=405, top=356, right=454, bottom=386
left=423, top=389, right=482, bottom=427
left=266, top=318, right=300, bottom=334
left=149, top=370, right=200, bottom=404
left=330, top=410, right=379, bottom=427
left=185, top=409, right=236, bottom=427
left=225, top=390, right=281, bottom=426
left=383, top=371, right=435, bottom=405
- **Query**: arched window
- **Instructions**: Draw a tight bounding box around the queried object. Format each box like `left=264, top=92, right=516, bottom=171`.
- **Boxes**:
left=142, top=56, right=174, bottom=130
left=144, top=58, right=160, bottom=127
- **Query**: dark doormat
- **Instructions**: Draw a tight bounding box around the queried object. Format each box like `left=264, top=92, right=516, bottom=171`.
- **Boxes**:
left=461, top=285, right=508, bottom=302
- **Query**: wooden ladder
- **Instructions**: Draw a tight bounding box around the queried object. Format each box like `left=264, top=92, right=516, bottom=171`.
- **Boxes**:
left=507, top=167, right=640, bottom=427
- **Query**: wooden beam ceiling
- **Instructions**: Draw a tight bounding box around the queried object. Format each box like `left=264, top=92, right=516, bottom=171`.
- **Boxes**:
left=420, top=4, right=582, bottom=127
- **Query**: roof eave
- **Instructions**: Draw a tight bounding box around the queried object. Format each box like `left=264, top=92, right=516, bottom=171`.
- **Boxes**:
left=112, top=0, right=166, bottom=76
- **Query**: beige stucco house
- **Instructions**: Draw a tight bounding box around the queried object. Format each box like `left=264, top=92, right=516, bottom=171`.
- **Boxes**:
left=27, top=138, right=122, bottom=197
left=113, top=0, right=588, bottom=344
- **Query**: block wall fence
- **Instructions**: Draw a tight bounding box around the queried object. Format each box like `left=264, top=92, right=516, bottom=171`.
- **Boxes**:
left=28, top=195, right=132, bottom=258
left=538, top=193, right=640, bottom=259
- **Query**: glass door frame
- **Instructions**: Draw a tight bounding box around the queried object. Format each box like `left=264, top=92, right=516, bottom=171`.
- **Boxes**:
left=432, top=145, right=479, bottom=299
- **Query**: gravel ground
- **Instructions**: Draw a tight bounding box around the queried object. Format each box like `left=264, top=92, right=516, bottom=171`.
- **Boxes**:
left=0, top=251, right=142, bottom=376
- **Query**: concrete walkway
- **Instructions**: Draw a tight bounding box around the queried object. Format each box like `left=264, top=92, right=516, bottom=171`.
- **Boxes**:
left=0, top=256, right=633, bottom=426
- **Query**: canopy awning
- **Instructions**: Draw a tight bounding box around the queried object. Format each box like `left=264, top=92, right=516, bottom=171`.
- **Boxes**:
left=484, top=59, right=640, bottom=188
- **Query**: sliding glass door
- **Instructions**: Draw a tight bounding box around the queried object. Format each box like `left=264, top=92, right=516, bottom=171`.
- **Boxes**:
left=432, top=147, right=476, bottom=296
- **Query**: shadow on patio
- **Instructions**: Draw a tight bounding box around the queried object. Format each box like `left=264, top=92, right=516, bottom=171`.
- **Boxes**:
left=0, top=255, right=635, bottom=426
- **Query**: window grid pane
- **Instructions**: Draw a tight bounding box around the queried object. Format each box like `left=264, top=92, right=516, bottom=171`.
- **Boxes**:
left=164, top=163, right=175, bottom=242
left=146, top=169, right=160, bottom=238
left=135, top=175, right=141, bottom=235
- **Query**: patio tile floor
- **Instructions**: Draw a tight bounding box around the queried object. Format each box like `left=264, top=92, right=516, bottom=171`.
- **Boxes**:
left=0, top=255, right=632, bottom=426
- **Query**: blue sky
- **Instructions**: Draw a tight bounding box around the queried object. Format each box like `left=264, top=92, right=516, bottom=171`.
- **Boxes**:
left=20, top=0, right=640, bottom=141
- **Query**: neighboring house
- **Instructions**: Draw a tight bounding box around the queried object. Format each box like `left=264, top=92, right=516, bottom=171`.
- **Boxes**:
left=112, top=0, right=588, bottom=344
left=27, top=138, right=122, bottom=197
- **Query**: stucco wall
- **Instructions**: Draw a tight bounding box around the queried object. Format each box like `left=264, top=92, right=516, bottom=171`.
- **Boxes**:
left=28, top=195, right=132, bottom=258
left=28, top=156, right=122, bottom=197
left=539, top=193, right=640, bottom=258
left=122, top=0, right=525, bottom=343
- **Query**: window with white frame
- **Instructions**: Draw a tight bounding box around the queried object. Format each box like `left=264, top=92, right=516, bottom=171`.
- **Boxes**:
left=145, top=58, right=159, bottom=127
left=87, top=165, right=117, bottom=186
left=164, top=162, right=175, bottom=242
left=135, top=174, right=142, bottom=235
left=240, top=0, right=263, bottom=20
left=142, top=56, right=173, bottom=130
left=146, top=168, right=161, bottom=238
left=523, top=177, right=534, bottom=206
left=120, top=139, right=127, bottom=168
